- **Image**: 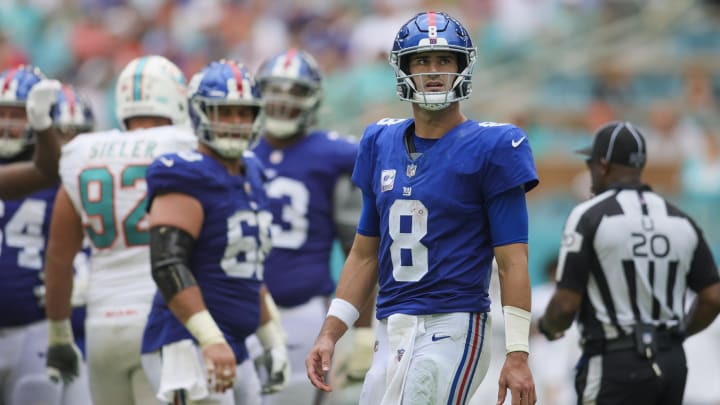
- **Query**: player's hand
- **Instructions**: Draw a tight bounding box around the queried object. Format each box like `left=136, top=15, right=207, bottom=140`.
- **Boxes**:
left=345, top=327, right=374, bottom=383
left=306, top=334, right=335, bottom=392
left=255, top=312, right=290, bottom=394
left=26, top=79, right=61, bottom=131
left=537, top=317, right=564, bottom=341
left=202, top=342, right=236, bottom=393
left=497, top=351, right=536, bottom=405
left=46, top=342, right=82, bottom=384
left=46, top=319, right=80, bottom=384
left=254, top=345, right=290, bottom=394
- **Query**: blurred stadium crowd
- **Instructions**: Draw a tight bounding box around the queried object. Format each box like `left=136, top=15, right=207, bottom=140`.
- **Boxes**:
left=3, top=0, right=720, bottom=403
left=3, top=0, right=720, bottom=273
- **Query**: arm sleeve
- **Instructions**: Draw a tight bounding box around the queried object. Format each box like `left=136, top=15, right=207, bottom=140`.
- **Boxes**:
left=480, top=127, right=539, bottom=200
left=486, top=185, right=528, bottom=246
left=356, top=190, right=380, bottom=237
left=351, top=127, right=376, bottom=197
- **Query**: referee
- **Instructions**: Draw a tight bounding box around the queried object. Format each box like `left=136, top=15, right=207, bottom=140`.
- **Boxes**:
left=538, top=121, right=720, bottom=405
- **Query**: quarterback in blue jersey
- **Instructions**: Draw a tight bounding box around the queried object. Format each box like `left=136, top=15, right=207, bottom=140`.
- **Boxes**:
left=252, top=48, right=371, bottom=404
left=140, top=60, right=285, bottom=405
left=0, top=67, right=92, bottom=405
left=307, top=11, right=539, bottom=405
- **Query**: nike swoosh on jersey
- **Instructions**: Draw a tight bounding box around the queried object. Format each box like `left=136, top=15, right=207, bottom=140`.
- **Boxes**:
left=159, top=157, right=174, bottom=167
left=511, top=136, right=527, bottom=148
left=431, top=333, right=451, bottom=342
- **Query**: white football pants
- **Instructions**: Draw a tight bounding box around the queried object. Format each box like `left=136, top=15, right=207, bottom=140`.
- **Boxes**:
left=360, top=312, right=492, bottom=405
left=85, top=310, right=158, bottom=405
left=0, top=320, right=92, bottom=405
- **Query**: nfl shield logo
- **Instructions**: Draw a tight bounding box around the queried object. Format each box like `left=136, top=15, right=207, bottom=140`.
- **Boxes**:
left=406, top=164, right=417, bottom=177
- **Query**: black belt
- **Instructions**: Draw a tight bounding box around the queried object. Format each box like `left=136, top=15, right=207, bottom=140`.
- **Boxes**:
left=582, top=329, right=683, bottom=355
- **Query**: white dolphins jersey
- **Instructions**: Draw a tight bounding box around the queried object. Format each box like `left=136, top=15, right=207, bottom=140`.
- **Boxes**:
left=59, top=125, right=197, bottom=318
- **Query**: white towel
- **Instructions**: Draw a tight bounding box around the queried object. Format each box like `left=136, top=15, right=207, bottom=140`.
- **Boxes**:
left=380, top=314, right=418, bottom=405
left=156, top=339, right=210, bottom=402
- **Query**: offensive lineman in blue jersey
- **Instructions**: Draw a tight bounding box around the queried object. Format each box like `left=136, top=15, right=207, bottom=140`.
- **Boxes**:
left=141, top=60, right=287, bottom=405
left=251, top=49, right=372, bottom=404
left=307, top=11, right=539, bottom=405
left=0, top=66, right=93, bottom=405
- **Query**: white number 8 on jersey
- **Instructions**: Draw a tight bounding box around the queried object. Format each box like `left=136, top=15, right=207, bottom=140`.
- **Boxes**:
left=389, top=199, right=429, bottom=282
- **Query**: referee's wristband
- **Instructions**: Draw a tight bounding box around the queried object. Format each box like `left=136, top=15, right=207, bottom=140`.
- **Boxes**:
left=185, top=310, right=226, bottom=347
left=326, top=298, right=360, bottom=329
left=503, top=305, right=531, bottom=354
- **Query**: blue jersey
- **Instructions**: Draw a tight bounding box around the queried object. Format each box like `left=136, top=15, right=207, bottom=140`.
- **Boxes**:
left=353, top=118, right=538, bottom=319
left=0, top=184, right=88, bottom=347
left=253, top=131, right=358, bottom=307
left=0, top=187, right=56, bottom=327
left=141, top=150, right=272, bottom=362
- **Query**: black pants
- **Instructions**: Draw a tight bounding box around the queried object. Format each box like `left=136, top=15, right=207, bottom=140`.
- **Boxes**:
left=574, top=344, right=687, bottom=405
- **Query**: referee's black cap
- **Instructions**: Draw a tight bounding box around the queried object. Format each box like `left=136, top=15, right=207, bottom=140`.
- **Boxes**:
left=577, top=121, right=647, bottom=168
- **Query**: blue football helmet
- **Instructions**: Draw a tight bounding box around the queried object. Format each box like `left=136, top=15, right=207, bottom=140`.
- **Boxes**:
left=256, top=49, right=322, bottom=138
left=390, top=12, right=476, bottom=110
left=51, top=85, right=95, bottom=140
left=189, top=60, right=263, bottom=159
left=0, top=65, right=45, bottom=158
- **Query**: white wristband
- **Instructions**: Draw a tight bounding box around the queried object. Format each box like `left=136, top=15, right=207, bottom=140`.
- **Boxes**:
left=257, top=320, right=286, bottom=350
left=503, top=305, right=531, bottom=354
left=48, top=319, right=74, bottom=345
left=327, top=298, right=360, bottom=329
left=258, top=292, right=287, bottom=349
left=185, top=310, right=226, bottom=347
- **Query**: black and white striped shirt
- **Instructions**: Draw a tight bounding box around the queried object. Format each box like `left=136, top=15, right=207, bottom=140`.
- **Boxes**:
left=556, top=185, right=719, bottom=341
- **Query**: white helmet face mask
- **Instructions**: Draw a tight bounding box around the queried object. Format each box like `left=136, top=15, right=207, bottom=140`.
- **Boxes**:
left=402, top=70, right=465, bottom=111
left=390, top=12, right=476, bottom=111
left=0, top=66, right=45, bottom=158
left=257, top=49, right=322, bottom=139
left=0, top=107, right=28, bottom=158
left=262, top=79, right=318, bottom=138
left=115, top=55, right=188, bottom=129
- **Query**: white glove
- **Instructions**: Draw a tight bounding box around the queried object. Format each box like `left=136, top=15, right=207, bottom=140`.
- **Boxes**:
left=255, top=321, right=290, bottom=394
left=345, top=327, right=375, bottom=383
left=46, top=319, right=82, bottom=384
left=26, top=79, right=61, bottom=131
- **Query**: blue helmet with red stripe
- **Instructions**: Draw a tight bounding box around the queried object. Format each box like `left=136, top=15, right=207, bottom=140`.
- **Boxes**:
left=115, top=55, right=188, bottom=130
left=188, top=60, right=263, bottom=159
left=390, top=11, right=476, bottom=110
left=51, top=84, right=95, bottom=139
left=256, top=49, right=322, bottom=139
left=0, top=65, right=45, bottom=157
